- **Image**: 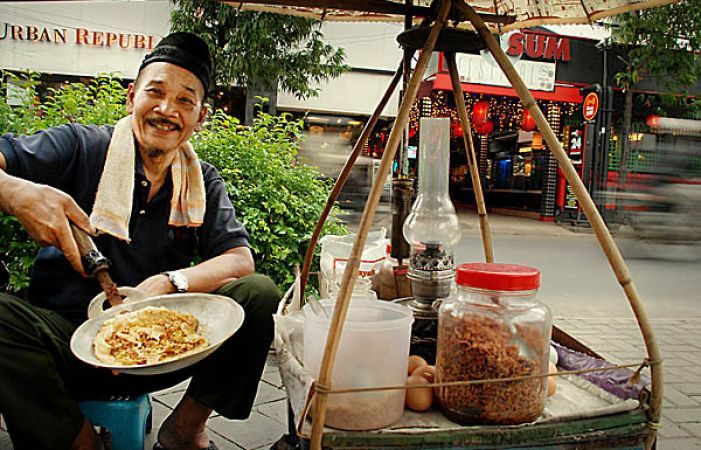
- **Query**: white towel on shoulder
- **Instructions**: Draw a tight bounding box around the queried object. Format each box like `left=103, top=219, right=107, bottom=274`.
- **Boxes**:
left=90, top=115, right=206, bottom=242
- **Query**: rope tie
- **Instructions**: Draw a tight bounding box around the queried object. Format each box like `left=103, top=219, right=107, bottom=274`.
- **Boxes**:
left=315, top=383, right=332, bottom=395
left=646, top=421, right=662, bottom=430
left=645, top=357, right=663, bottom=367
left=628, top=357, right=663, bottom=386
left=311, top=361, right=648, bottom=396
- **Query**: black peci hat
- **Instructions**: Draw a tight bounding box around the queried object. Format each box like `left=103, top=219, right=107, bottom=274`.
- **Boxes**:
left=138, top=32, right=213, bottom=95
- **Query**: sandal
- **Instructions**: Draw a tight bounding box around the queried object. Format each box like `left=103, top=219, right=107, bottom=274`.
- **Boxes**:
left=153, top=441, right=220, bottom=450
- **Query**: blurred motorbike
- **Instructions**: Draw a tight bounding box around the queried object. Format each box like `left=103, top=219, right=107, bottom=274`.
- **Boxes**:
left=613, top=178, right=701, bottom=259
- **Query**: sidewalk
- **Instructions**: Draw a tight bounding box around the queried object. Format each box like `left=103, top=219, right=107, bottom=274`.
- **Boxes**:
left=1, top=212, right=699, bottom=449
left=346, top=205, right=582, bottom=238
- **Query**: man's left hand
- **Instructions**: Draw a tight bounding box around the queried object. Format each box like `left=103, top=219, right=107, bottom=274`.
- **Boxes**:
left=135, top=273, right=175, bottom=296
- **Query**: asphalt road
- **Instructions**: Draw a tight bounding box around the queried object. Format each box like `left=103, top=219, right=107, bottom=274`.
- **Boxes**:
left=455, top=232, right=701, bottom=320
left=344, top=206, right=701, bottom=320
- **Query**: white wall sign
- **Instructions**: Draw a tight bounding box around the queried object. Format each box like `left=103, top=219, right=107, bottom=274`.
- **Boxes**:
left=0, top=1, right=171, bottom=79
left=455, top=53, right=556, bottom=92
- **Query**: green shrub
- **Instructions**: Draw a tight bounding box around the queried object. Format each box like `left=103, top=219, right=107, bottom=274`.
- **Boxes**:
left=193, top=109, right=347, bottom=288
left=0, top=72, right=128, bottom=295
left=0, top=73, right=347, bottom=293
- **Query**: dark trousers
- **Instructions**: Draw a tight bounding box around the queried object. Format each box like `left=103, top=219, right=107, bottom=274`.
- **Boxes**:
left=0, top=274, right=281, bottom=450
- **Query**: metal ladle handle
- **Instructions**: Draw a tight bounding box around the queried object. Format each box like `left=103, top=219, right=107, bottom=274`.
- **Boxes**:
left=69, top=224, right=110, bottom=277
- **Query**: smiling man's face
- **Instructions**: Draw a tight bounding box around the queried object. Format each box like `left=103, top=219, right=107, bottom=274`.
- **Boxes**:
left=126, top=62, right=207, bottom=158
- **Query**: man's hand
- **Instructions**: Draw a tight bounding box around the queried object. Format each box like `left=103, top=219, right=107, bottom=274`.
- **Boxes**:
left=135, top=247, right=254, bottom=297
left=0, top=173, right=93, bottom=275
left=135, top=273, right=175, bottom=297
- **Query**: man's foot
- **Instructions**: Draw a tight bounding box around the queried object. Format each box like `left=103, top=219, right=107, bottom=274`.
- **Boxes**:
left=156, top=395, right=212, bottom=450
left=71, top=418, right=104, bottom=450
left=153, top=441, right=219, bottom=450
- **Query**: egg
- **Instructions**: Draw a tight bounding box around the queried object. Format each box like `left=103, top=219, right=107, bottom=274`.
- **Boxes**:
left=407, top=355, right=428, bottom=376
left=406, top=375, right=433, bottom=412
left=547, top=362, right=558, bottom=397
left=411, top=365, right=436, bottom=383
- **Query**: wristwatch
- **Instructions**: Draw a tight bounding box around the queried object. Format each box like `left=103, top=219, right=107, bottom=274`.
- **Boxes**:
left=164, top=271, right=188, bottom=293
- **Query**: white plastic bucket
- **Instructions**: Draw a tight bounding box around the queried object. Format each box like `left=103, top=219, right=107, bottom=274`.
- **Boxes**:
left=303, top=299, right=414, bottom=430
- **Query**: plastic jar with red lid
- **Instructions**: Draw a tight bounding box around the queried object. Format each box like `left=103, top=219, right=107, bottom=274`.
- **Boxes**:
left=435, top=262, right=552, bottom=425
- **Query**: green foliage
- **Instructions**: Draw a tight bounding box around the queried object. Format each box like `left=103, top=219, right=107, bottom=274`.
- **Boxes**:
left=0, top=73, right=347, bottom=293
left=606, top=1, right=701, bottom=93
left=1, top=71, right=127, bottom=133
left=0, top=72, right=127, bottom=294
left=0, top=214, right=35, bottom=293
left=170, top=1, right=349, bottom=99
left=193, top=109, right=347, bottom=288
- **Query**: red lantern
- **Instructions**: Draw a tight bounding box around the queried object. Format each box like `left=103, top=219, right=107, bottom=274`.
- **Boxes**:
left=646, top=114, right=660, bottom=128
left=521, top=109, right=536, bottom=132
left=472, top=101, right=489, bottom=127
left=408, top=127, right=417, bottom=139
left=475, top=121, right=493, bottom=135
left=452, top=121, right=464, bottom=138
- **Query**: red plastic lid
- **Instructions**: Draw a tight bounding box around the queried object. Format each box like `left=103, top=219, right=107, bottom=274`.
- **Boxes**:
left=456, top=263, right=540, bottom=291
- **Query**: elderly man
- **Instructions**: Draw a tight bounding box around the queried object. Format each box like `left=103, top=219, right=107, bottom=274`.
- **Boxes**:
left=0, top=33, right=280, bottom=450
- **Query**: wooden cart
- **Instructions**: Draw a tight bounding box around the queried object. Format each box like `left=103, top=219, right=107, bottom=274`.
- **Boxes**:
left=241, top=1, right=671, bottom=448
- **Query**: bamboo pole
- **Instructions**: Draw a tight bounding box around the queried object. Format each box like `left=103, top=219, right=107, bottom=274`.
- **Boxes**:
left=308, top=1, right=453, bottom=448
left=299, top=62, right=404, bottom=296
left=445, top=52, right=494, bottom=263
left=457, top=2, right=663, bottom=448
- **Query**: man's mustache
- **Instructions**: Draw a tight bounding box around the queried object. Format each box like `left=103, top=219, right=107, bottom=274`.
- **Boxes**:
left=146, top=117, right=181, bottom=131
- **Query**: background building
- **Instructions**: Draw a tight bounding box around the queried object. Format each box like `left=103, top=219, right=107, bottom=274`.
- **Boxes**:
left=3, top=2, right=700, bottom=225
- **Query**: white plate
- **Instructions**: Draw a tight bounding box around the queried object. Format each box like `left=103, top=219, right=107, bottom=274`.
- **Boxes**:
left=70, top=293, right=245, bottom=375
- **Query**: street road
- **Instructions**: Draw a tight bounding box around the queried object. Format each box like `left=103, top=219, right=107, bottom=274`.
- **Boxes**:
left=455, top=232, right=701, bottom=320
left=361, top=208, right=701, bottom=448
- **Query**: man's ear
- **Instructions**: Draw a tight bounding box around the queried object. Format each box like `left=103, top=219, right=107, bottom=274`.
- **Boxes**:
left=125, top=83, right=135, bottom=114
left=195, top=104, right=208, bottom=132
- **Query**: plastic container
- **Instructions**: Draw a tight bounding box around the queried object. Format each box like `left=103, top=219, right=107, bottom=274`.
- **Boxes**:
left=435, top=263, right=552, bottom=425
left=330, top=277, right=378, bottom=302
left=303, top=299, right=414, bottom=430
left=373, top=244, right=412, bottom=300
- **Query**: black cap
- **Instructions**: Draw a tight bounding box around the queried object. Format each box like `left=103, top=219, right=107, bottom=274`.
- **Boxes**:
left=138, top=32, right=212, bottom=95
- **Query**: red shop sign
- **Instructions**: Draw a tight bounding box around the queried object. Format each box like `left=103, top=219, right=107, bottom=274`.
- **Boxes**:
left=582, top=92, right=599, bottom=121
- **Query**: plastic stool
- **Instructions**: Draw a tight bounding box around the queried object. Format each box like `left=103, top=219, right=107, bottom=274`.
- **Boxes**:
left=79, top=394, right=152, bottom=450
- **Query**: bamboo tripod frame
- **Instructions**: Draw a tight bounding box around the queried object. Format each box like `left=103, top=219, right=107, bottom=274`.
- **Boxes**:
left=445, top=52, right=494, bottom=263
left=298, top=63, right=405, bottom=296
left=307, top=1, right=663, bottom=448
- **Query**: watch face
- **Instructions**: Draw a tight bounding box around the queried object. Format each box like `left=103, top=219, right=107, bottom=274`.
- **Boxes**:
left=169, top=271, right=188, bottom=292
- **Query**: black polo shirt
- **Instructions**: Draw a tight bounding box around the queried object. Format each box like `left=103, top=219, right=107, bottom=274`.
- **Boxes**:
left=0, top=123, right=249, bottom=324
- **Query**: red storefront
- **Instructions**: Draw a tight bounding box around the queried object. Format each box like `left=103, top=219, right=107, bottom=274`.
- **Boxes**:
left=406, top=29, right=606, bottom=221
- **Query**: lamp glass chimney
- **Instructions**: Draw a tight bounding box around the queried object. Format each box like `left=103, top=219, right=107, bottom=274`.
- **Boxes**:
left=403, top=118, right=461, bottom=271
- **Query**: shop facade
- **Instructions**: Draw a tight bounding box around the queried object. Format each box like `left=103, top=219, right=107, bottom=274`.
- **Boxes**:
left=0, top=1, right=169, bottom=86
left=4, top=2, right=699, bottom=224
left=408, top=29, right=615, bottom=221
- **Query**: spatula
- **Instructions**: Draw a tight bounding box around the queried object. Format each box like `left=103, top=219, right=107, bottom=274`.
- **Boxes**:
left=70, top=224, right=123, bottom=308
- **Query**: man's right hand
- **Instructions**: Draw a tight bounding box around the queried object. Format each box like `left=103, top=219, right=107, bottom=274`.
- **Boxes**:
left=0, top=171, right=94, bottom=276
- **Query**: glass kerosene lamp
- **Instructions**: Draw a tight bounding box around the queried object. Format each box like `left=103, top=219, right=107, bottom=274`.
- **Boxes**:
left=403, top=118, right=462, bottom=318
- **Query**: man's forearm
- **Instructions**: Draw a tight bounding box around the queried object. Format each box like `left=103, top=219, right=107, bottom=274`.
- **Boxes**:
left=179, top=247, right=255, bottom=293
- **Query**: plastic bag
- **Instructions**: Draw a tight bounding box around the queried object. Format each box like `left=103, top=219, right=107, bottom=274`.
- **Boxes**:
left=319, top=227, right=388, bottom=298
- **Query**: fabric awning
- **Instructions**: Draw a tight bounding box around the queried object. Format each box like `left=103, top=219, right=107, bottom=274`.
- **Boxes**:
left=225, top=0, right=678, bottom=32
